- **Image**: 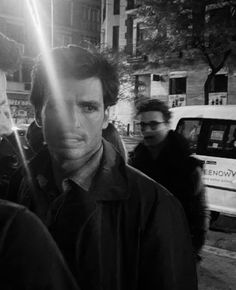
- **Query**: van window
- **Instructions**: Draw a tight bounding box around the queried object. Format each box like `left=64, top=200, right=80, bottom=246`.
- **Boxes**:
left=225, top=124, right=236, bottom=156
left=206, top=123, right=227, bottom=150
left=204, top=121, right=236, bottom=159
left=176, top=118, right=236, bottom=159
left=176, top=119, right=202, bottom=153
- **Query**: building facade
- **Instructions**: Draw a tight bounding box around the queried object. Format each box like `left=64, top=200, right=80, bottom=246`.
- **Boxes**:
left=126, top=0, right=236, bottom=108
left=101, top=0, right=127, bottom=51
left=102, top=0, right=236, bottom=113
left=101, top=0, right=138, bottom=131
left=0, top=0, right=101, bottom=125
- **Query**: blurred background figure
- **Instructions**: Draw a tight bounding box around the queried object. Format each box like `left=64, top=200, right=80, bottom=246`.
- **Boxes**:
left=26, top=120, right=45, bottom=156
left=0, top=33, right=22, bottom=197
left=129, top=99, right=209, bottom=262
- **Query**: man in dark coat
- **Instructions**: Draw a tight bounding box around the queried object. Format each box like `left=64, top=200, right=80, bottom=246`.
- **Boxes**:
left=0, top=199, right=79, bottom=290
left=7, top=45, right=197, bottom=289
left=129, top=99, right=209, bottom=261
left=0, top=33, right=21, bottom=196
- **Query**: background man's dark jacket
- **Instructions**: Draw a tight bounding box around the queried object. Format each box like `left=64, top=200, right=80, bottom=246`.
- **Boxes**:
left=129, top=130, right=209, bottom=256
left=0, top=199, right=79, bottom=290
left=7, top=140, right=197, bottom=290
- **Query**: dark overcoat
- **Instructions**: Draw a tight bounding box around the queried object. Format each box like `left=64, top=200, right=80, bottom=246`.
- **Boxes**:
left=129, top=130, right=209, bottom=255
left=7, top=140, right=198, bottom=290
left=0, top=199, right=79, bottom=290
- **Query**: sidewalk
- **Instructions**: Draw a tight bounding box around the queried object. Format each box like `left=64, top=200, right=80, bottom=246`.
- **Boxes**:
left=198, top=250, right=236, bottom=289
left=210, top=214, right=236, bottom=233
left=206, top=230, right=236, bottom=252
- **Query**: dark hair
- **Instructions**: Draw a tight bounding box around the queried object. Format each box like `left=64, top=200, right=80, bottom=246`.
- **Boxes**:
left=26, top=120, right=44, bottom=154
left=137, top=99, right=172, bottom=123
left=30, top=45, right=120, bottom=110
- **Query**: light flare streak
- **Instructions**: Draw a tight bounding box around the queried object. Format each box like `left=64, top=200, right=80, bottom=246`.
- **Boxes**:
left=26, top=0, right=68, bottom=120
left=8, top=0, right=71, bottom=183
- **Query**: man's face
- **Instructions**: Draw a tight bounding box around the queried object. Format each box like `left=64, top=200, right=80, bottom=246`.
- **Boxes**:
left=39, top=77, right=108, bottom=165
left=138, top=111, right=169, bottom=147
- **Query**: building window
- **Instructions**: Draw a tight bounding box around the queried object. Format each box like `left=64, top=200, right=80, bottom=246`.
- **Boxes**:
left=127, top=0, right=134, bottom=10
left=103, top=0, right=106, bottom=22
left=136, top=23, right=148, bottom=56
left=209, top=74, right=228, bottom=93
left=169, top=77, right=186, bottom=94
left=127, top=0, right=142, bottom=10
left=114, top=0, right=120, bottom=15
left=6, top=70, right=20, bottom=82
left=125, top=16, right=133, bottom=55
left=112, top=26, right=119, bottom=51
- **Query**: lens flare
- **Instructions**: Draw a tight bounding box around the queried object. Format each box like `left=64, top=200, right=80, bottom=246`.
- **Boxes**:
left=6, top=0, right=71, bottom=186
left=26, top=0, right=70, bottom=121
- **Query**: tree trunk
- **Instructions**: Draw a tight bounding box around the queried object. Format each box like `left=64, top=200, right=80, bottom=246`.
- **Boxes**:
left=204, top=73, right=213, bottom=105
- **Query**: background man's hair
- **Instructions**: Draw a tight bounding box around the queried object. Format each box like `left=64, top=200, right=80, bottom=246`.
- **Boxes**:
left=137, top=99, right=172, bottom=123
left=30, top=45, right=120, bottom=110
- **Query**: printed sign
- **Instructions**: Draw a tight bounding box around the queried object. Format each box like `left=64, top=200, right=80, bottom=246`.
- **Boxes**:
left=198, top=155, right=236, bottom=191
left=168, top=94, right=186, bottom=108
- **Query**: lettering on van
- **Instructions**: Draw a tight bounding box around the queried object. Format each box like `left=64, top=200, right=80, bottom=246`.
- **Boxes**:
left=204, top=168, right=236, bottom=178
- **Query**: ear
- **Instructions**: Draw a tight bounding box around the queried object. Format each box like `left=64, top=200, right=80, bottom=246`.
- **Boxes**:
left=102, top=107, right=109, bottom=129
left=35, top=109, right=43, bottom=128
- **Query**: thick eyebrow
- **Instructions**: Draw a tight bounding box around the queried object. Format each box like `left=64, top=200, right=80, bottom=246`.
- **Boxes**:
left=77, top=100, right=102, bottom=107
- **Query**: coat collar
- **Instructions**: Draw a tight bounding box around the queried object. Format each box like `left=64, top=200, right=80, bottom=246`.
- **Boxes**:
left=91, top=139, right=130, bottom=201
left=28, top=140, right=130, bottom=202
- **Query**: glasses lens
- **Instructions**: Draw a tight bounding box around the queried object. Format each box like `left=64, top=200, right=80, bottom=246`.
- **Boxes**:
left=138, top=121, right=163, bottom=130
left=150, top=121, right=160, bottom=130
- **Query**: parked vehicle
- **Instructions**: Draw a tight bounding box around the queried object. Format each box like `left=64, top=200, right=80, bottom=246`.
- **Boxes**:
left=169, top=105, right=236, bottom=217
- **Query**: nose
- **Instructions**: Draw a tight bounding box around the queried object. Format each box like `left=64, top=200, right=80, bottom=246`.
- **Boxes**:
left=141, top=125, right=152, bottom=133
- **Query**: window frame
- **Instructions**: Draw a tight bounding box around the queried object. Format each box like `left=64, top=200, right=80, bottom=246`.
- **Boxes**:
left=114, top=0, right=120, bottom=15
left=169, top=77, right=187, bottom=95
left=112, top=25, right=119, bottom=51
left=176, top=118, right=236, bottom=159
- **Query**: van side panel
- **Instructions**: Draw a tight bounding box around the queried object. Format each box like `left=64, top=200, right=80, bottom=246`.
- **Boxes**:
left=198, top=155, right=236, bottom=215
left=170, top=105, right=236, bottom=216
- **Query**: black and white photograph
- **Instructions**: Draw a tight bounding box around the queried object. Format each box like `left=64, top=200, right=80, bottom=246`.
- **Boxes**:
left=0, top=0, right=236, bottom=289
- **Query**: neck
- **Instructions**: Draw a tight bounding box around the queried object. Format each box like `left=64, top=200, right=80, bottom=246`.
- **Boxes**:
left=51, top=143, right=102, bottom=178
left=146, top=140, right=166, bottom=159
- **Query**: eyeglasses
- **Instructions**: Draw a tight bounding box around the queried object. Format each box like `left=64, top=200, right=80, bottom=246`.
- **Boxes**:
left=138, top=121, right=165, bottom=131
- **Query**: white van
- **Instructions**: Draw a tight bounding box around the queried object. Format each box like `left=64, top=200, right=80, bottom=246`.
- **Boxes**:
left=169, top=105, right=236, bottom=217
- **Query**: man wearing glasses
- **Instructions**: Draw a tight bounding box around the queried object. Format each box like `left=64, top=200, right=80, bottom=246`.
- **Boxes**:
left=130, top=99, right=209, bottom=263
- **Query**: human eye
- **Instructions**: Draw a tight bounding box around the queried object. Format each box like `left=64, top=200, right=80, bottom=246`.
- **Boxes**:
left=80, top=102, right=99, bottom=113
